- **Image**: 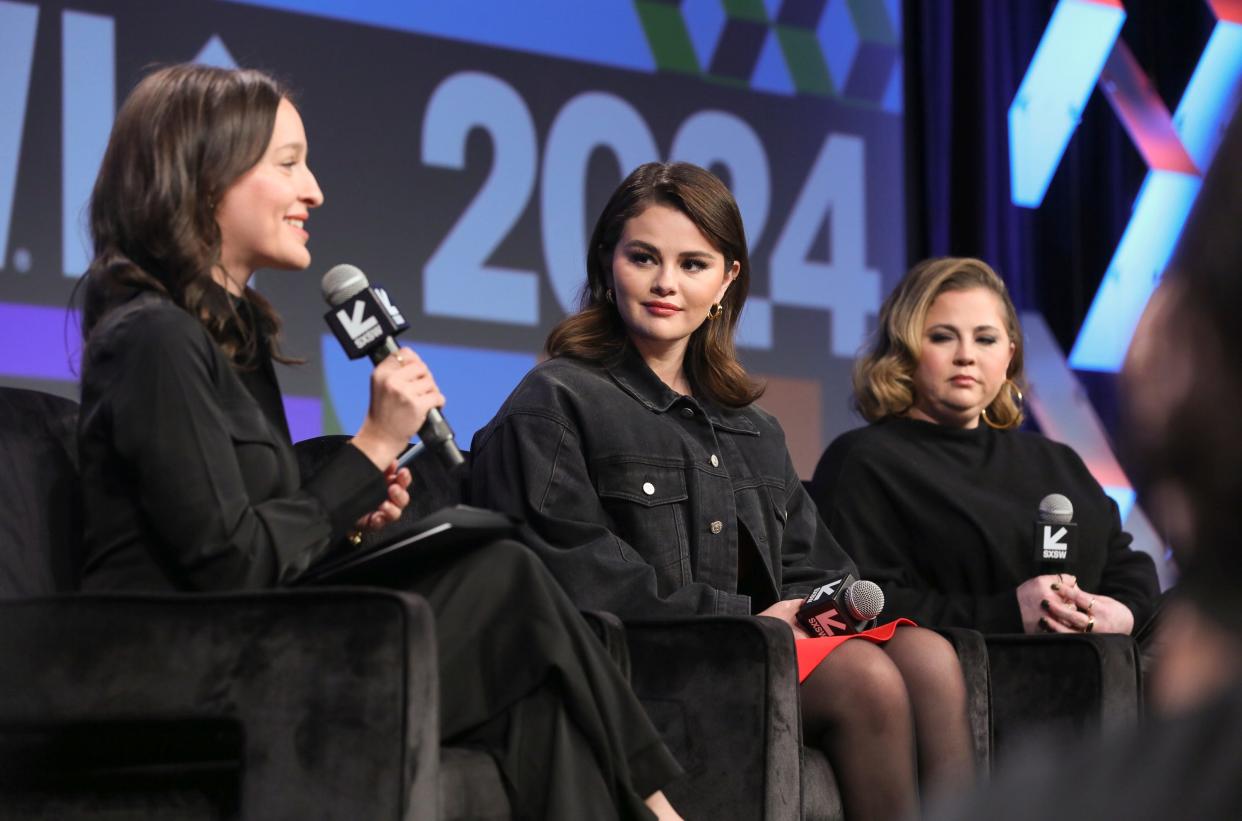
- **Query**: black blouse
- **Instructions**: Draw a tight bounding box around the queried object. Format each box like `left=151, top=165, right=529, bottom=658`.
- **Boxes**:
left=808, top=416, right=1160, bottom=632
left=77, top=290, right=385, bottom=591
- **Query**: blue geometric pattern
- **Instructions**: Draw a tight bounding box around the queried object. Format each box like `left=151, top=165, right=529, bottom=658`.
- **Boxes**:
left=683, top=0, right=728, bottom=72
left=221, top=0, right=656, bottom=71
left=1010, top=1, right=1242, bottom=373
left=818, top=0, right=859, bottom=91
left=1007, top=0, right=1125, bottom=208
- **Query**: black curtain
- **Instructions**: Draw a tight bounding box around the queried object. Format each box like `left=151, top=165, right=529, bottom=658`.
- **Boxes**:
left=903, top=0, right=1218, bottom=430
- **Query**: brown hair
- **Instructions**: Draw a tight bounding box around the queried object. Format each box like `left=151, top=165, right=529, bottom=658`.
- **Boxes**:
left=80, top=63, right=294, bottom=365
left=545, top=161, right=762, bottom=407
left=853, top=257, right=1024, bottom=427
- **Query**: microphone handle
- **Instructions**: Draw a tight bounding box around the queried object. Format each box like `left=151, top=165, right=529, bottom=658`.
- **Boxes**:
left=368, top=337, right=466, bottom=472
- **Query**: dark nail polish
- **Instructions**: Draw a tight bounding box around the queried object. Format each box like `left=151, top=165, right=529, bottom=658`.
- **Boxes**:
left=1050, top=583, right=1061, bottom=591
left=1040, top=599, right=1049, bottom=610
left=1038, top=617, right=1049, bottom=631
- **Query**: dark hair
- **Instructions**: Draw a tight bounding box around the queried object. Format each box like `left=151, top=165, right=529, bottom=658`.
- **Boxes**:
left=80, top=63, right=293, bottom=364
left=545, top=161, right=762, bottom=407
left=854, top=257, right=1025, bottom=427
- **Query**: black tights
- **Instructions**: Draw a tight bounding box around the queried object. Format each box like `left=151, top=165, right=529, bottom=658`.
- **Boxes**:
left=800, top=626, right=974, bottom=821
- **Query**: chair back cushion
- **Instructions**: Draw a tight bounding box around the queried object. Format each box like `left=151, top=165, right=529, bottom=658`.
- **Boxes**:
left=0, top=387, right=83, bottom=595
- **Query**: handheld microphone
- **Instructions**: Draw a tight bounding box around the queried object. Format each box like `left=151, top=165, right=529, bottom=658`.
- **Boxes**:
left=1034, top=493, right=1078, bottom=574
left=321, top=264, right=465, bottom=472
left=796, top=574, right=885, bottom=637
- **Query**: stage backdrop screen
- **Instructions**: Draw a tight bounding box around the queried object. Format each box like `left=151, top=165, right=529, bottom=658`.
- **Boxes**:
left=0, top=0, right=905, bottom=476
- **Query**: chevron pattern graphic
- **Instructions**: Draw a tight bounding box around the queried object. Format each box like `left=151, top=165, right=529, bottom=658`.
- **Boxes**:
left=1008, top=0, right=1242, bottom=372
left=636, top=0, right=902, bottom=110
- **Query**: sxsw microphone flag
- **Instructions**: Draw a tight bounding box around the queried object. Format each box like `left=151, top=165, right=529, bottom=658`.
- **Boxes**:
left=324, top=285, right=409, bottom=359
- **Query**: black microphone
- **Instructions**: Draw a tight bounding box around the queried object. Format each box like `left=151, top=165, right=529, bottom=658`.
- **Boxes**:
left=321, top=264, right=465, bottom=472
left=796, top=574, right=885, bottom=637
left=1034, top=493, right=1078, bottom=574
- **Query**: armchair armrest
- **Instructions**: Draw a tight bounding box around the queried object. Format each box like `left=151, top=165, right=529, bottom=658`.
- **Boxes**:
left=935, top=627, right=993, bottom=772
left=623, top=616, right=803, bottom=821
left=0, top=589, right=438, bottom=820
left=985, top=632, right=1141, bottom=761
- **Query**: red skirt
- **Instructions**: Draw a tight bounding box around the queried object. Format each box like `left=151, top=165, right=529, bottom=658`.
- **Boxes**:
left=795, top=619, right=916, bottom=683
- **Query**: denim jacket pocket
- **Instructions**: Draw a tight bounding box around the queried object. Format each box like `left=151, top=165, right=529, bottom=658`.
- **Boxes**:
left=595, top=460, right=691, bottom=579
left=750, top=481, right=788, bottom=547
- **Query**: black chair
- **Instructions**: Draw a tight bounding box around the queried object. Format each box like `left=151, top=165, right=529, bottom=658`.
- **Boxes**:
left=461, top=454, right=993, bottom=820
left=986, top=632, right=1142, bottom=761
left=0, top=386, right=508, bottom=820
left=624, top=618, right=992, bottom=821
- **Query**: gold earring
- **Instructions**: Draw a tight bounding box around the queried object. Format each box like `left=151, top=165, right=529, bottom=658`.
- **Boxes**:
left=706, top=302, right=723, bottom=321
left=981, top=379, right=1024, bottom=429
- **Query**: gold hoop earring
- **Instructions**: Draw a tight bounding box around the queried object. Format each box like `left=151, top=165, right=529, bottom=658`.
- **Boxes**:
left=605, top=288, right=615, bottom=304
left=981, top=379, right=1024, bottom=429
left=706, top=302, right=723, bottom=321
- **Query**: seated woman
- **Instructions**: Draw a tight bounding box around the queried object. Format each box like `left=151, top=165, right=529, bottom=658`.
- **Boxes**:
left=76, top=63, right=682, bottom=821
left=471, top=162, right=974, bottom=821
left=808, top=257, right=1160, bottom=636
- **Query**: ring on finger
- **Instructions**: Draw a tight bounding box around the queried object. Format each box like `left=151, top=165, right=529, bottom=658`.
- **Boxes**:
left=393, top=351, right=405, bottom=365
left=1088, top=597, right=1095, bottom=613
left=1085, top=617, right=1096, bottom=633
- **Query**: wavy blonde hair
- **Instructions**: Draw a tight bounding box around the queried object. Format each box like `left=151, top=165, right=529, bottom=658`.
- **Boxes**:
left=854, top=257, right=1025, bottom=428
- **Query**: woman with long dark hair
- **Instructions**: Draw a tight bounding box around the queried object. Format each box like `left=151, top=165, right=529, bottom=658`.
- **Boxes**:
left=472, top=162, right=976, bottom=821
left=76, top=63, right=683, bottom=821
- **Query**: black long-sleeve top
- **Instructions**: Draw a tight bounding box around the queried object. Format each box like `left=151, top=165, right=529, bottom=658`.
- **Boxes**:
left=808, top=416, right=1159, bottom=632
left=469, top=348, right=856, bottom=619
left=77, top=290, right=385, bottom=591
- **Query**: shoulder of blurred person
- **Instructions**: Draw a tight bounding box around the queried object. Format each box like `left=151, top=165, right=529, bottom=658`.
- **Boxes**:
left=929, top=678, right=1242, bottom=821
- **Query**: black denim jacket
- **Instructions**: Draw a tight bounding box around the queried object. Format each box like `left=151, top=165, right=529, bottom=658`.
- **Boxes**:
left=470, top=348, right=856, bottom=618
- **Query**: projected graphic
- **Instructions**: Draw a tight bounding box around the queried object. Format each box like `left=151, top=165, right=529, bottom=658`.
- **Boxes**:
left=0, top=0, right=904, bottom=476
left=1009, top=0, right=1240, bottom=579
left=1009, top=0, right=1242, bottom=373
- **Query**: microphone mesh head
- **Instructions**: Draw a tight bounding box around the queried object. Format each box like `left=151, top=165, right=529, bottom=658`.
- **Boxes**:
left=844, top=580, right=885, bottom=621
left=321, top=264, right=369, bottom=306
left=1038, top=493, right=1074, bottom=525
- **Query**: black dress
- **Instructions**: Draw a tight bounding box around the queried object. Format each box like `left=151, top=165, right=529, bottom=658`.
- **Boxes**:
left=808, top=416, right=1160, bottom=632
left=77, top=288, right=681, bottom=820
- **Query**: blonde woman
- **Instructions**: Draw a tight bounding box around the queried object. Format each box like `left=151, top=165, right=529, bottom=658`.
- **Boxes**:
left=809, top=257, right=1158, bottom=636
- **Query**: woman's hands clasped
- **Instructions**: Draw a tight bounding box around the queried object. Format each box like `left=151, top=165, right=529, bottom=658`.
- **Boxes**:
left=350, top=347, right=446, bottom=470
left=1016, top=574, right=1134, bottom=635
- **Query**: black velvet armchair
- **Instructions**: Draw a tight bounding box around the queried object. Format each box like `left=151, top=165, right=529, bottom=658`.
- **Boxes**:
left=0, top=387, right=509, bottom=820
left=623, top=617, right=993, bottom=821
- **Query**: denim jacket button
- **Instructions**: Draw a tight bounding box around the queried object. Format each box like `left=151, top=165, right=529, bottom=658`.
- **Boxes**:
left=709, top=454, right=719, bottom=467
left=642, top=482, right=655, bottom=495
left=710, top=520, right=724, bottom=534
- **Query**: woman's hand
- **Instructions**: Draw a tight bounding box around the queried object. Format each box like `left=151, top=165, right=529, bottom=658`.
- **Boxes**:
left=757, top=598, right=813, bottom=640
left=1016, top=574, right=1082, bottom=634
left=351, top=348, right=446, bottom=470
left=354, top=462, right=413, bottom=534
left=1059, top=588, right=1135, bottom=635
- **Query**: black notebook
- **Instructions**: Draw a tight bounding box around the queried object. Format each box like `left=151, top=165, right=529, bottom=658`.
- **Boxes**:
left=297, top=504, right=517, bottom=586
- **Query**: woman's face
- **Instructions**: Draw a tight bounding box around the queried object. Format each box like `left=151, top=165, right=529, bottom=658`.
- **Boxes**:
left=215, top=98, right=323, bottom=292
left=907, top=287, right=1015, bottom=429
left=608, top=203, right=738, bottom=363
